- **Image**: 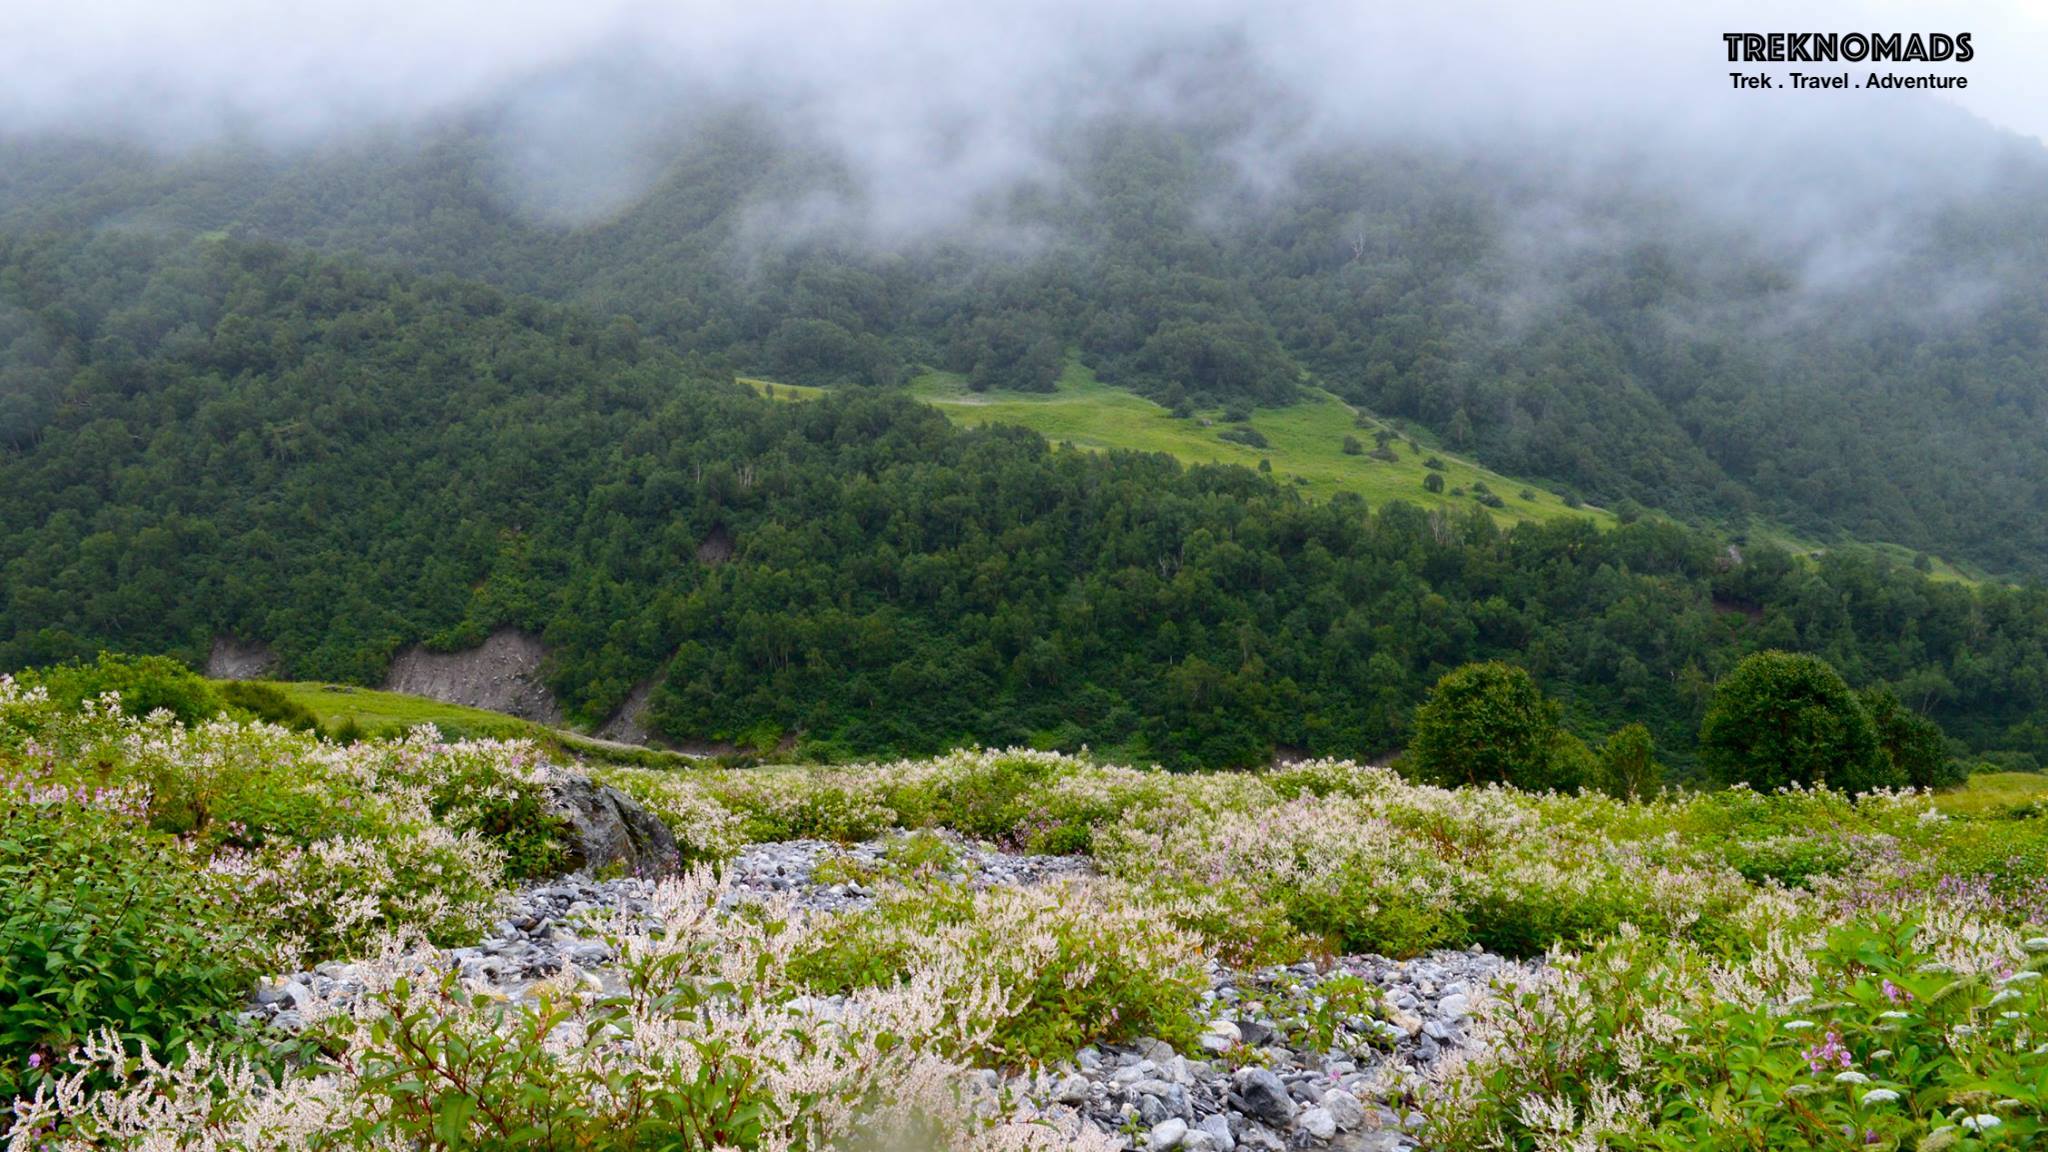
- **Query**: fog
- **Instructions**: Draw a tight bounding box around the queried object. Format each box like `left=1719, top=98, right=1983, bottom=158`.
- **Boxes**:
left=5, top=0, right=2043, bottom=288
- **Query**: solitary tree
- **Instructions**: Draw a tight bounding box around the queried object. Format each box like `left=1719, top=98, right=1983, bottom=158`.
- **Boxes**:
left=1699, top=651, right=1897, bottom=792
left=1409, top=662, right=1563, bottom=789
left=1447, top=408, right=1474, bottom=448
left=1593, top=722, right=1662, bottom=800
left=1423, top=472, right=1445, bottom=494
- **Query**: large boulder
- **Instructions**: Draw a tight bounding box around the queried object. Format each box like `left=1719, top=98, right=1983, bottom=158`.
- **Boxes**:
left=544, top=776, right=682, bottom=878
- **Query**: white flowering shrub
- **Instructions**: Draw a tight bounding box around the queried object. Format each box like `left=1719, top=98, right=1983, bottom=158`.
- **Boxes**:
left=1425, top=908, right=2048, bottom=1150
left=15, top=684, right=2048, bottom=1150
left=207, top=826, right=505, bottom=961
left=784, top=877, right=1209, bottom=1064
left=9, top=870, right=1124, bottom=1152
left=0, top=688, right=605, bottom=955
left=332, top=730, right=572, bottom=878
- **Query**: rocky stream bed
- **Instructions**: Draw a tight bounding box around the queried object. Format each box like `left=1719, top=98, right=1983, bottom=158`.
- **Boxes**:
left=248, top=834, right=1525, bottom=1151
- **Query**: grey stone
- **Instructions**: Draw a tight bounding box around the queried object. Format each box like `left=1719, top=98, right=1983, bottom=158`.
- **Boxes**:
left=1300, top=1107, right=1337, bottom=1140
left=1237, top=1122, right=1286, bottom=1152
left=1135, top=1037, right=1178, bottom=1062
left=1322, top=1089, right=1365, bottom=1131
left=1197, top=1114, right=1236, bottom=1152
left=1149, top=1118, right=1188, bottom=1149
left=1233, top=1068, right=1297, bottom=1127
left=544, top=776, right=682, bottom=878
left=1200, top=1019, right=1241, bottom=1053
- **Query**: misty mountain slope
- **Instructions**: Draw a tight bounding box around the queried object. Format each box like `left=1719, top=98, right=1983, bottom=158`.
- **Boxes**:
left=11, top=230, right=2048, bottom=766
left=9, top=101, right=2048, bottom=573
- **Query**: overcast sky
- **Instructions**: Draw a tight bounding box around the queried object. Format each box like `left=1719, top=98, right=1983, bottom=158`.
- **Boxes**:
left=4, top=0, right=2042, bottom=143
left=1866, top=0, right=2048, bottom=141
left=5, top=0, right=2044, bottom=261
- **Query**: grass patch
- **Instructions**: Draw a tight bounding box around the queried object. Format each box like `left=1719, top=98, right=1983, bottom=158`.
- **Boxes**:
left=752, top=362, right=1997, bottom=567
left=1740, top=522, right=1989, bottom=587
left=226, top=681, right=698, bottom=769
left=904, top=360, right=1611, bottom=527
left=740, top=376, right=828, bottom=402
left=253, top=682, right=536, bottom=740
left=1931, top=771, right=2048, bottom=816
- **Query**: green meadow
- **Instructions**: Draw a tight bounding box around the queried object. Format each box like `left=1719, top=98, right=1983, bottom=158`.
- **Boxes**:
left=1929, top=770, right=2048, bottom=816
left=232, top=681, right=694, bottom=767
left=902, top=362, right=1612, bottom=527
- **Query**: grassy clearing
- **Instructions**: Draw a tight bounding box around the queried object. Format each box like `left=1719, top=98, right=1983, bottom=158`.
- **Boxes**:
left=741, top=364, right=1605, bottom=525
left=740, top=376, right=829, bottom=402
left=744, top=368, right=1993, bottom=571
left=256, top=681, right=536, bottom=738
left=1742, top=522, right=1988, bottom=587
left=904, top=363, right=1611, bottom=527
left=1931, top=770, right=2048, bottom=816
left=233, top=681, right=696, bottom=768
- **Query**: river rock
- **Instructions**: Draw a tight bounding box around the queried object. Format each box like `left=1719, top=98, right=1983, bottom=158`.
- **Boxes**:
left=1233, top=1067, right=1297, bottom=1126
left=544, top=775, right=682, bottom=878
left=1323, top=1087, right=1366, bottom=1131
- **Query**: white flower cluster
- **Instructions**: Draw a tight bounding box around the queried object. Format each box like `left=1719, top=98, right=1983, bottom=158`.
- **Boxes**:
left=8, top=867, right=1152, bottom=1151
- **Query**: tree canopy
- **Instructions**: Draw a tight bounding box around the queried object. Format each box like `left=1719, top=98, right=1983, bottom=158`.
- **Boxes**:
left=1699, top=651, right=1893, bottom=793
left=11, top=112, right=2048, bottom=576
left=4, top=227, right=2048, bottom=768
left=1408, top=662, right=1565, bottom=790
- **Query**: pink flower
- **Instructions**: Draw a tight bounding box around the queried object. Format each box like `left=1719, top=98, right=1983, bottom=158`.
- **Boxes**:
left=1803, top=1030, right=1852, bottom=1075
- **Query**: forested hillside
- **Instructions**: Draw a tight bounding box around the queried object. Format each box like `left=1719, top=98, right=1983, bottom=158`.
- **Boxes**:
left=8, top=102, right=2048, bottom=573
left=4, top=232, right=2048, bottom=768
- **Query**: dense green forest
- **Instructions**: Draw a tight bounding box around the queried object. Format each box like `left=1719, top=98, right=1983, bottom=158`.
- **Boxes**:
left=4, top=232, right=2048, bottom=769
left=8, top=107, right=2048, bottom=574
